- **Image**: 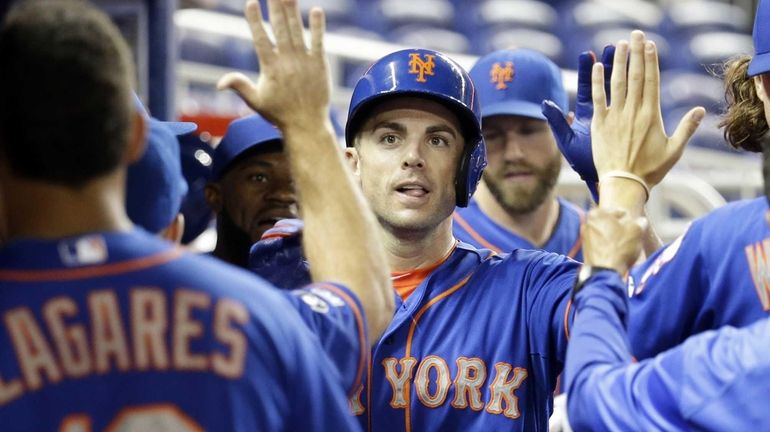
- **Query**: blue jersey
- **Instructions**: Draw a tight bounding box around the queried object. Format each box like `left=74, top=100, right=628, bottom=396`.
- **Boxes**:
left=628, top=197, right=770, bottom=359
left=565, top=270, right=770, bottom=432
left=453, top=197, right=584, bottom=260
left=0, top=230, right=361, bottom=431
left=351, top=242, right=579, bottom=431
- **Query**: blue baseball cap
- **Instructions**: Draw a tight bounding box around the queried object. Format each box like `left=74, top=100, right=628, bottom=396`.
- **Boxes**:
left=126, top=119, right=189, bottom=233
left=470, top=48, right=568, bottom=120
left=212, top=114, right=283, bottom=181
left=132, top=92, right=198, bottom=135
left=178, top=134, right=215, bottom=244
left=748, top=0, right=770, bottom=76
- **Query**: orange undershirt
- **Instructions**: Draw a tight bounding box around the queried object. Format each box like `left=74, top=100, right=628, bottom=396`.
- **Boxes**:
left=391, top=242, right=458, bottom=301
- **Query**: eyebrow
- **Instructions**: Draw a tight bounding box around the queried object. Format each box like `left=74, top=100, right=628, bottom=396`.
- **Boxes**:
left=234, top=159, right=275, bottom=171
left=425, top=125, right=457, bottom=139
left=371, top=121, right=458, bottom=139
left=371, top=121, right=407, bottom=134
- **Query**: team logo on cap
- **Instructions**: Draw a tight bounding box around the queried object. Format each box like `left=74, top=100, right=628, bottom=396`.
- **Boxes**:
left=490, top=61, right=514, bottom=90
left=408, top=53, right=436, bottom=83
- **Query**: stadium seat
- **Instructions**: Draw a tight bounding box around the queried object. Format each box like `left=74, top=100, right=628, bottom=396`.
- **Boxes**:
left=389, top=25, right=471, bottom=54
left=473, top=28, right=563, bottom=65
left=359, top=0, right=455, bottom=33
left=460, top=0, right=558, bottom=35
left=660, top=70, right=725, bottom=115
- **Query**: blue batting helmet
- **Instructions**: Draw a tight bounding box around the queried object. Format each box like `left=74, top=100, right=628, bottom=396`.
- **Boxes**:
left=345, top=48, right=486, bottom=207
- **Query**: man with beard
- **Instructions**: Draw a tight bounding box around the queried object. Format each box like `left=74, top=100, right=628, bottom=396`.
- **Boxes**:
left=453, top=49, right=584, bottom=259
left=206, top=113, right=297, bottom=267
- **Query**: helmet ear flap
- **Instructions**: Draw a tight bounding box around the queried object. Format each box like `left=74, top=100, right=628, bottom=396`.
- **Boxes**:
left=455, top=137, right=487, bottom=207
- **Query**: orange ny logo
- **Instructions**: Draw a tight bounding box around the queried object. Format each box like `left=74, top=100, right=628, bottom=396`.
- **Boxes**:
left=408, top=53, right=436, bottom=83
left=490, top=62, right=514, bottom=90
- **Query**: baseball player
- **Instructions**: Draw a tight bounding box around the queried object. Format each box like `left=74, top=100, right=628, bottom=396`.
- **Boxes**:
left=206, top=113, right=296, bottom=267
left=328, top=27, right=701, bottom=430
left=563, top=28, right=770, bottom=426
left=452, top=49, right=585, bottom=259
left=0, top=0, right=393, bottom=430
left=554, top=0, right=770, bottom=363
left=126, top=97, right=196, bottom=243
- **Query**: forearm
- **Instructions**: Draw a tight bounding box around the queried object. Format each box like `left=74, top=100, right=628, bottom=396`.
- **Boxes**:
left=283, top=121, right=393, bottom=341
left=640, top=208, right=662, bottom=258
left=565, top=272, right=681, bottom=431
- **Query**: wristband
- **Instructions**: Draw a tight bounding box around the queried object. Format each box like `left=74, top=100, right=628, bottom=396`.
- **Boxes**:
left=600, top=170, right=650, bottom=202
left=572, top=265, right=620, bottom=301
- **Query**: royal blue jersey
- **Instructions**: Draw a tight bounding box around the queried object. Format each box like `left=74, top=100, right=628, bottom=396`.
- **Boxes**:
left=566, top=270, right=770, bottom=432
left=453, top=197, right=584, bottom=260
left=0, top=230, right=361, bottom=431
left=350, top=242, right=579, bottom=431
left=628, top=197, right=770, bottom=359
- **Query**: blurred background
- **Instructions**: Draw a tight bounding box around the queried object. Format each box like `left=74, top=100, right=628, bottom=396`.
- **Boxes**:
left=0, top=0, right=762, bottom=244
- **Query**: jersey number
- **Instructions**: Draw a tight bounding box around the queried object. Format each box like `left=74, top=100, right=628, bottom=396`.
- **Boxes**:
left=60, top=403, right=203, bottom=432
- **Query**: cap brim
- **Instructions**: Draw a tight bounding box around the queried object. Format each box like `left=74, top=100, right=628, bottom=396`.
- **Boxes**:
left=162, top=121, right=198, bottom=136
left=748, top=52, right=770, bottom=77
left=481, top=100, right=545, bottom=120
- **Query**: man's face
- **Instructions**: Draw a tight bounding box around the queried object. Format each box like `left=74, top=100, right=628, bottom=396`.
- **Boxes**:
left=347, top=97, right=465, bottom=234
left=213, top=150, right=297, bottom=243
left=480, top=115, right=561, bottom=215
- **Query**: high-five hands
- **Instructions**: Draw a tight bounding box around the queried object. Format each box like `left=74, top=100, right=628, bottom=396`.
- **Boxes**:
left=217, top=0, right=331, bottom=130
left=591, top=30, right=705, bottom=205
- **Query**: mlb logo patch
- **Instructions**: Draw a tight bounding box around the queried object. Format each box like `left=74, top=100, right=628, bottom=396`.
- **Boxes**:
left=58, top=235, right=108, bottom=267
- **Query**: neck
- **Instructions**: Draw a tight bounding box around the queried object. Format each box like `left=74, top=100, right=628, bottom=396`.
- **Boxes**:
left=474, top=181, right=560, bottom=248
left=212, top=213, right=252, bottom=268
left=380, top=217, right=456, bottom=272
left=1, top=171, right=133, bottom=240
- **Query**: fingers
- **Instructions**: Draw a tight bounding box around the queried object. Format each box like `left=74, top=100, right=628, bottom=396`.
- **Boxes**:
left=541, top=100, right=573, bottom=146
left=610, top=40, right=629, bottom=108
left=245, top=0, right=274, bottom=60
left=669, top=106, right=706, bottom=159
left=267, top=0, right=291, bottom=51
left=642, top=40, right=660, bottom=112
left=282, top=0, right=307, bottom=50
left=216, top=72, right=259, bottom=107
left=624, top=31, right=646, bottom=110
left=575, top=51, right=596, bottom=120
left=309, top=7, right=325, bottom=57
left=601, top=45, right=615, bottom=105
left=591, top=62, right=607, bottom=118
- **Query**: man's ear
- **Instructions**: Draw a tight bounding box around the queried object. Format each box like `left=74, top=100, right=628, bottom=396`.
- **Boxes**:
left=125, top=110, right=147, bottom=163
left=344, top=147, right=361, bottom=176
left=160, top=213, right=185, bottom=244
left=204, top=182, right=223, bottom=213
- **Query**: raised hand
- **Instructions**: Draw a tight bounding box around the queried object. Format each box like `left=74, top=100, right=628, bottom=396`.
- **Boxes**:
left=591, top=30, right=705, bottom=205
left=217, top=0, right=330, bottom=130
left=542, top=46, right=615, bottom=203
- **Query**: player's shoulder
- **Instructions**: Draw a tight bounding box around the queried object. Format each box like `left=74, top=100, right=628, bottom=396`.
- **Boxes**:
left=557, top=197, right=587, bottom=219
left=696, top=197, right=767, bottom=228
left=457, top=241, right=578, bottom=284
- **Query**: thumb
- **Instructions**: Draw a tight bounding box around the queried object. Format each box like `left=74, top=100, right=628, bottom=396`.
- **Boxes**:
left=542, top=100, right=573, bottom=149
left=217, top=72, right=259, bottom=107
left=669, top=106, right=706, bottom=159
